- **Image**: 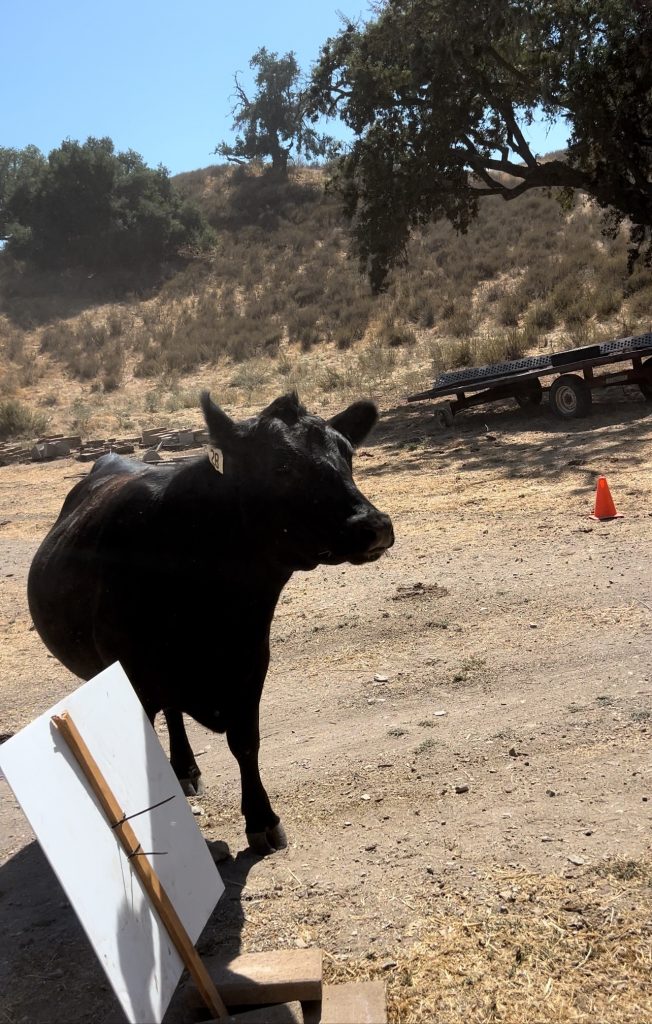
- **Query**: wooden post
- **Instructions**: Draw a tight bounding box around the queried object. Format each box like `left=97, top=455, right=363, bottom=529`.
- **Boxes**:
left=51, top=710, right=228, bottom=1021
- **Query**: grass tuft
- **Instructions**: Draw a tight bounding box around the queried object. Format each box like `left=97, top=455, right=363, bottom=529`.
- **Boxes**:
left=0, top=399, right=49, bottom=441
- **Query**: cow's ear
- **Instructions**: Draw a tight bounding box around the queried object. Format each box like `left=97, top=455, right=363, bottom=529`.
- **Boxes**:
left=200, top=391, right=236, bottom=445
left=329, top=400, right=378, bottom=447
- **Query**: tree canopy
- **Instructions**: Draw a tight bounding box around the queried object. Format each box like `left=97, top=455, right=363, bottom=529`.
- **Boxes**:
left=216, top=47, right=337, bottom=176
left=310, top=0, right=652, bottom=290
left=0, top=137, right=210, bottom=270
left=0, top=145, right=47, bottom=247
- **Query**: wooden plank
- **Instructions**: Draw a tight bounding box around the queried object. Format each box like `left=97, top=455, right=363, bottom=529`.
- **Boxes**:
left=206, top=1001, right=304, bottom=1023
left=320, top=981, right=387, bottom=1024
left=31, top=440, right=71, bottom=461
left=161, top=428, right=195, bottom=450
left=204, top=949, right=323, bottom=1007
left=51, top=711, right=229, bottom=1021
left=141, top=427, right=169, bottom=444
left=36, top=434, right=82, bottom=448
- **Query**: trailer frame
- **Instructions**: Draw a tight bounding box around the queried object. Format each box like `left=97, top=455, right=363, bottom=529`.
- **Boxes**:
left=406, top=333, right=652, bottom=426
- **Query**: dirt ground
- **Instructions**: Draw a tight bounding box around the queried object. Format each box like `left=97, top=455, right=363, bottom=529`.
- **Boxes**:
left=1, top=386, right=651, bottom=1023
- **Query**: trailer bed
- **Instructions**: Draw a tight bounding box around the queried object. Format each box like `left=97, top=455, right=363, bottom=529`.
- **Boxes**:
left=406, top=332, right=652, bottom=422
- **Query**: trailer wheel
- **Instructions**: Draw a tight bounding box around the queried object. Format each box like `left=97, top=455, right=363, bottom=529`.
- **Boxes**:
left=549, top=374, right=592, bottom=419
left=434, top=404, right=454, bottom=429
left=639, top=357, right=652, bottom=400
left=514, top=379, right=543, bottom=408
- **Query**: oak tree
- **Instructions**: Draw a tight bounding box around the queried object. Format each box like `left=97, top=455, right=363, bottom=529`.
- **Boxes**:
left=310, top=0, right=652, bottom=290
left=216, top=47, right=337, bottom=177
left=0, top=137, right=209, bottom=270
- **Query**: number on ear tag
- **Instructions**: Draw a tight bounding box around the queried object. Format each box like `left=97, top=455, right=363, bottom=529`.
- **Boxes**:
left=207, top=446, right=224, bottom=474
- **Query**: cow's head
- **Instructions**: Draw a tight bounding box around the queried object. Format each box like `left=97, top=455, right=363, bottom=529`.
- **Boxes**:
left=201, top=391, right=394, bottom=571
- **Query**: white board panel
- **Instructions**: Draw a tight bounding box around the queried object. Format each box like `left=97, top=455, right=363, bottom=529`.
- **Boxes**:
left=0, top=662, right=224, bottom=1024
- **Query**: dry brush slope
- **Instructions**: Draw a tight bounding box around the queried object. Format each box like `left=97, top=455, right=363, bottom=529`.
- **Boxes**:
left=1, top=392, right=651, bottom=1023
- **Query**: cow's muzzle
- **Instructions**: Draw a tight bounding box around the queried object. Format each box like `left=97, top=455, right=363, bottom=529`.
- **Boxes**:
left=346, top=509, right=394, bottom=563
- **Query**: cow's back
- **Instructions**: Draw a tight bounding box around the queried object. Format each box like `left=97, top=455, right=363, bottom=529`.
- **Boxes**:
left=27, top=455, right=158, bottom=680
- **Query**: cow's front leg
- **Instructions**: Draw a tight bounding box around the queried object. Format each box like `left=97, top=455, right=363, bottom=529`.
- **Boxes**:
left=164, top=708, right=204, bottom=796
left=226, top=711, right=287, bottom=855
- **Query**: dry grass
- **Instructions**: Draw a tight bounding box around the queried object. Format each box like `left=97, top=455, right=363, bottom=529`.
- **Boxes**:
left=0, top=398, right=49, bottom=441
left=327, top=860, right=652, bottom=1023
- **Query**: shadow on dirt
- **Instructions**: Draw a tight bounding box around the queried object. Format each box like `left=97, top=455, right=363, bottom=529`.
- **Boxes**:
left=199, top=845, right=261, bottom=958
left=364, top=390, right=652, bottom=483
left=0, top=833, right=262, bottom=1023
left=165, top=846, right=262, bottom=1022
left=0, top=839, right=121, bottom=1023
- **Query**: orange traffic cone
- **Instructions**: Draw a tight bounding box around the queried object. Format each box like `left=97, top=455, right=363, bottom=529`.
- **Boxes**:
left=590, top=476, right=623, bottom=520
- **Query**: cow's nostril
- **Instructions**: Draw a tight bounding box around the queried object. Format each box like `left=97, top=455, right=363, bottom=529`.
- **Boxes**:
left=349, top=510, right=394, bottom=553
left=371, top=516, right=394, bottom=551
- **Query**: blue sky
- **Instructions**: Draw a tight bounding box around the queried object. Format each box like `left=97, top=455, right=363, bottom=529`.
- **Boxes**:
left=3, top=1, right=569, bottom=176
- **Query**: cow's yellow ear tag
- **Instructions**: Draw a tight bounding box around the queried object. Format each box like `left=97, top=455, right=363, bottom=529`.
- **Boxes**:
left=207, top=446, right=224, bottom=474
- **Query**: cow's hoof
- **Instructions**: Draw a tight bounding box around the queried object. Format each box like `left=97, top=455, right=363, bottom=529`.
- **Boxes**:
left=246, top=822, right=288, bottom=856
left=267, top=822, right=288, bottom=850
left=180, top=776, right=204, bottom=797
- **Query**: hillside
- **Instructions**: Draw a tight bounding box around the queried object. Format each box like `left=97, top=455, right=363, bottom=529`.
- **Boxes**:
left=1, top=163, right=651, bottom=439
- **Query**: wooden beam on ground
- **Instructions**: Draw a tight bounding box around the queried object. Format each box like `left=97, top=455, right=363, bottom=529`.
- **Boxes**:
left=203, top=949, right=323, bottom=1007
left=319, top=981, right=387, bottom=1024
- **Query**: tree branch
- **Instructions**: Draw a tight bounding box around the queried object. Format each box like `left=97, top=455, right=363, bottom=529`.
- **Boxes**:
left=487, top=45, right=531, bottom=86
left=481, top=157, right=530, bottom=176
left=504, top=111, right=537, bottom=168
left=461, top=135, right=509, bottom=192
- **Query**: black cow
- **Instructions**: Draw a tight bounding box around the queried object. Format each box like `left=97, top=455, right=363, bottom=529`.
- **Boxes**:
left=28, top=391, right=394, bottom=853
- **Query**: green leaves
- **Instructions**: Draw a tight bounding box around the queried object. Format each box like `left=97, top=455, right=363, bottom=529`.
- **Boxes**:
left=310, top=0, right=652, bottom=289
left=0, top=145, right=47, bottom=241
left=0, top=137, right=211, bottom=270
left=216, top=48, right=337, bottom=176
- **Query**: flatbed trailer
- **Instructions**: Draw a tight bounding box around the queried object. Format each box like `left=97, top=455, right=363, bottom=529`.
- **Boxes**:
left=406, top=332, right=652, bottom=426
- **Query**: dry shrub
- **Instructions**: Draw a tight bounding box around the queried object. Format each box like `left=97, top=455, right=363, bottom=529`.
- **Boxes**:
left=137, top=305, right=284, bottom=372
left=107, top=310, right=127, bottom=337
left=229, top=359, right=271, bottom=393
left=318, top=365, right=345, bottom=393
left=627, top=285, right=652, bottom=325
left=594, top=289, right=623, bottom=321
left=330, top=299, right=372, bottom=350
left=447, top=338, right=476, bottom=367
left=351, top=339, right=398, bottom=388
left=563, top=295, right=593, bottom=328
left=287, top=306, right=321, bottom=350
left=481, top=328, right=536, bottom=363
left=498, top=293, right=525, bottom=327
left=405, top=292, right=438, bottom=328
left=426, top=327, right=536, bottom=382
left=0, top=399, right=49, bottom=440
left=448, top=308, right=477, bottom=338
left=526, top=302, right=556, bottom=332
left=2, top=325, right=25, bottom=362
left=0, top=368, right=19, bottom=397
left=40, top=316, right=125, bottom=384
left=164, top=387, right=199, bottom=412
left=376, top=317, right=417, bottom=348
